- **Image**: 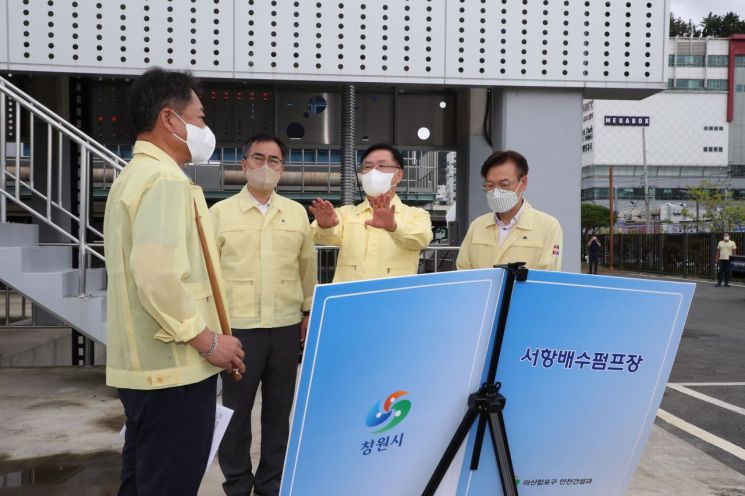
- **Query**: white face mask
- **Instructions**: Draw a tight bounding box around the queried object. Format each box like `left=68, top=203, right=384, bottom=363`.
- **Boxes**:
left=486, top=183, right=522, bottom=213
left=245, top=164, right=281, bottom=192
left=724, top=236, right=730, bottom=241
left=358, top=169, right=396, bottom=197
left=172, top=112, right=216, bottom=164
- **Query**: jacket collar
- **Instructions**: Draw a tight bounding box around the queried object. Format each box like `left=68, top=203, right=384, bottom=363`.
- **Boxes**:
left=238, top=186, right=281, bottom=214
left=486, top=201, right=536, bottom=230
left=132, top=140, right=180, bottom=169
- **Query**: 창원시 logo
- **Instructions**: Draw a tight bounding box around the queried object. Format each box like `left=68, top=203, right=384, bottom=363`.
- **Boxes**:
left=365, top=390, right=412, bottom=433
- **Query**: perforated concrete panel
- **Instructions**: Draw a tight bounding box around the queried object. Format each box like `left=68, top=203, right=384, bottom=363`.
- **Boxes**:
left=1, top=0, right=669, bottom=91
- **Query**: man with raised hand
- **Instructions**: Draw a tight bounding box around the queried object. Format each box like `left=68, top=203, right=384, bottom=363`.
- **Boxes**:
left=310, top=143, right=433, bottom=282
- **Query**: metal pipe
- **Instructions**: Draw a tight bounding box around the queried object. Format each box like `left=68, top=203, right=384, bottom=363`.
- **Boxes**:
left=78, top=147, right=89, bottom=296
left=15, top=100, right=20, bottom=200
left=340, top=85, right=357, bottom=205
left=29, top=113, right=34, bottom=189
left=57, top=131, right=63, bottom=208
left=47, top=125, right=52, bottom=221
left=609, top=166, right=615, bottom=270
left=4, top=285, right=9, bottom=326
left=1, top=93, right=6, bottom=222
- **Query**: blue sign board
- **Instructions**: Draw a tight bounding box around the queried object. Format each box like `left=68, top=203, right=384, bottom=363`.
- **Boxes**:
left=458, top=270, right=694, bottom=495
left=281, top=269, right=694, bottom=496
left=282, top=269, right=505, bottom=496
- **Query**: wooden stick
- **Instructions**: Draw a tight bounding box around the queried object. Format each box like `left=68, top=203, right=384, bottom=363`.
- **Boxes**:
left=194, top=199, right=242, bottom=381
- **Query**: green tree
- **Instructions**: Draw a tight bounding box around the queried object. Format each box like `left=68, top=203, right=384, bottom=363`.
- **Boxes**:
left=701, top=11, right=745, bottom=37
left=683, top=180, right=745, bottom=232
left=581, top=203, right=616, bottom=237
left=669, top=12, right=701, bottom=37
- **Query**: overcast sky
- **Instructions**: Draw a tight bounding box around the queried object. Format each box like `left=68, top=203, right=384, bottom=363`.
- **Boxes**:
left=670, top=0, right=745, bottom=23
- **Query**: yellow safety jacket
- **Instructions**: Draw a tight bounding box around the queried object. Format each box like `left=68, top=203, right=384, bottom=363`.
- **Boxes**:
left=312, top=195, right=433, bottom=282
left=210, top=188, right=317, bottom=329
left=104, top=140, right=226, bottom=390
left=456, top=202, right=563, bottom=271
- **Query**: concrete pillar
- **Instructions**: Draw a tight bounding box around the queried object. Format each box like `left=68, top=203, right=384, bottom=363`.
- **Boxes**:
left=455, top=88, right=492, bottom=245
left=491, top=89, right=581, bottom=273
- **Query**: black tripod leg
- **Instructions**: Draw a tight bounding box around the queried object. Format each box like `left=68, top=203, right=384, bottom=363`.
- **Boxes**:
left=487, top=411, right=519, bottom=496
left=422, top=408, right=479, bottom=496
left=470, top=415, right=488, bottom=470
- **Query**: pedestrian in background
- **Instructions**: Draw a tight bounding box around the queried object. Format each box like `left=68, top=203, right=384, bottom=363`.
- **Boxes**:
left=587, top=235, right=602, bottom=275
left=715, top=232, right=737, bottom=287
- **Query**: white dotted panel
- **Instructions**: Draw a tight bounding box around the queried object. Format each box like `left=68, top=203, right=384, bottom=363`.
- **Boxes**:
left=6, top=0, right=234, bottom=75
left=233, top=0, right=446, bottom=80
left=1, top=0, right=667, bottom=89
left=445, top=0, right=663, bottom=84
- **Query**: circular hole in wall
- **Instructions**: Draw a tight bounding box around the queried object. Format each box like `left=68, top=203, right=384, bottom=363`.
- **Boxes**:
left=308, top=95, right=327, bottom=114
left=287, top=122, right=305, bottom=140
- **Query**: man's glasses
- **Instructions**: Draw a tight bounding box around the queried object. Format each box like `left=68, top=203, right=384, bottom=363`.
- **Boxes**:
left=358, top=162, right=402, bottom=174
left=244, top=153, right=283, bottom=168
left=482, top=178, right=522, bottom=192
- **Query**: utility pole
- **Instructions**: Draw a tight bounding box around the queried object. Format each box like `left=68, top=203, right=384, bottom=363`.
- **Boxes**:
left=609, top=166, right=614, bottom=270
left=642, top=127, right=651, bottom=234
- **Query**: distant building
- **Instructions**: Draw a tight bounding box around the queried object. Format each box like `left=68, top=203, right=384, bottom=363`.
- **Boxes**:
left=582, top=35, right=745, bottom=220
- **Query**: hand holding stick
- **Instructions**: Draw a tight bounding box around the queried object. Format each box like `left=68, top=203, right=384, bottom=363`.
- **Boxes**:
left=194, top=200, right=243, bottom=381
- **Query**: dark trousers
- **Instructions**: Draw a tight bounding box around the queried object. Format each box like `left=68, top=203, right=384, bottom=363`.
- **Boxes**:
left=718, top=259, right=732, bottom=285
left=588, top=256, right=599, bottom=274
left=219, top=324, right=300, bottom=496
left=118, top=374, right=217, bottom=496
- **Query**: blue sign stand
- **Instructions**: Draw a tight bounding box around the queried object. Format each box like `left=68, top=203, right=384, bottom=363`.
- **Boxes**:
left=280, top=267, right=695, bottom=496
left=423, top=263, right=526, bottom=496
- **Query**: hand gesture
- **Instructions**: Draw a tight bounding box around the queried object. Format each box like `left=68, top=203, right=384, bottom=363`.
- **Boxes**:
left=309, top=198, right=339, bottom=229
left=365, top=194, right=397, bottom=232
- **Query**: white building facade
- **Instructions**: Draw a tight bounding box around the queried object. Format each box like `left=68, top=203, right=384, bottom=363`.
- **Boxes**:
left=582, top=37, right=745, bottom=226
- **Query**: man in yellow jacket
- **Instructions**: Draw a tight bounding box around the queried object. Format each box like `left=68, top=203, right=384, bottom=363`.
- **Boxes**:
left=456, top=150, right=563, bottom=271
left=210, top=134, right=317, bottom=496
left=310, top=143, right=433, bottom=282
left=104, top=68, right=245, bottom=495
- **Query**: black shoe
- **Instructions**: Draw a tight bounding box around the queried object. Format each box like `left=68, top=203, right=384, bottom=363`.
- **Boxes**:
left=725, top=284, right=730, bottom=287
left=715, top=284, right=721, bottom=287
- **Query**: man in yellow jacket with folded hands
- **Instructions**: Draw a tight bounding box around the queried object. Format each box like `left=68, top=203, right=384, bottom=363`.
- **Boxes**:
left=210, top=133, right=317, bottom=496
left=310, top=143, right=433, bottom=282
left=104, top=68, right=245, bottom=495
left=457, top=150, right=563, bottom=272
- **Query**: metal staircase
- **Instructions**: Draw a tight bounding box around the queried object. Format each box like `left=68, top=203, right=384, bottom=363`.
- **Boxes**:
left=0, top=75, right=126, bottom=346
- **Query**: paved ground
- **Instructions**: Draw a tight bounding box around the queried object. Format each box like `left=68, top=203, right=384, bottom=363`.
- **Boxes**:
left=1, top=269, right=745, bottom=495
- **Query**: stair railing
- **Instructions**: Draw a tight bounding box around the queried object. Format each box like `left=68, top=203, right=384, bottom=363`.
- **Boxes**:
left=0, top=76, right=126, bottom=296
